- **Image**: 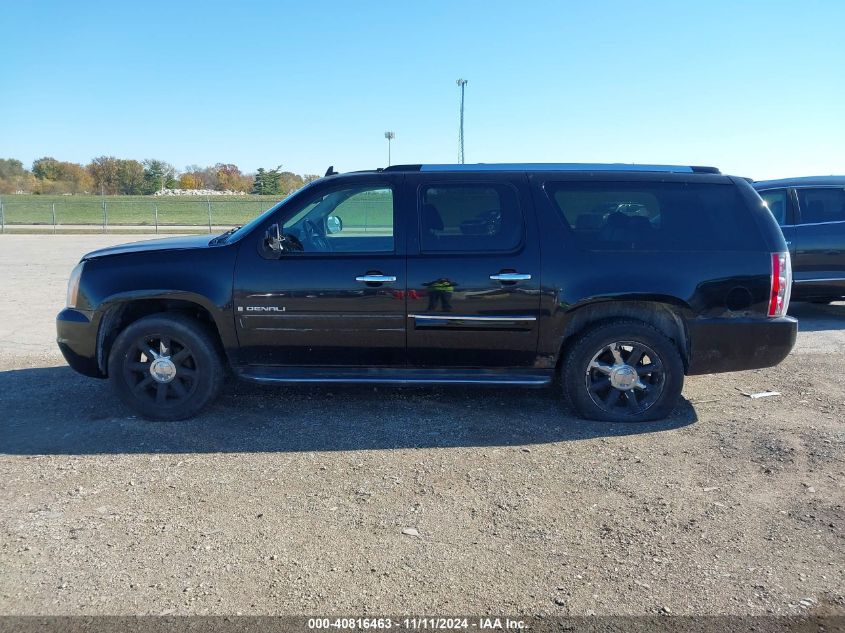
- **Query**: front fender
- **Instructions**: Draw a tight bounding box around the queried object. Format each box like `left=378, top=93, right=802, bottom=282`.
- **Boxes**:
left=75, top=246, right=239, bottom=371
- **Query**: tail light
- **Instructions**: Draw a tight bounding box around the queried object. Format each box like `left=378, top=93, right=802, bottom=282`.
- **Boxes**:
left=768, top=251, right=792, bottom=317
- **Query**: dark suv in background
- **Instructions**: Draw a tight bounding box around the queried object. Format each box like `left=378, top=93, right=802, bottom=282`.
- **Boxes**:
left=57, top=163, right=796, bottom=424
left=754, top=176, right=845, bottom=303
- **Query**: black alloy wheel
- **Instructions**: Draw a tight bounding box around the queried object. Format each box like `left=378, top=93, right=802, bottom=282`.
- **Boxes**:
left=562, top=320, right=684, bottom=423
left=584, top=340, right=665, bottom=417
left=123, top=333, right=199, bottom=407
left=109, top=313, right=224, bottom=420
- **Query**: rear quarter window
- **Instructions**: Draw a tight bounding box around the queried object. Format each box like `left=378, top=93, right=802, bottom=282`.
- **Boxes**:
left=545, top=181, right=764, bottom=251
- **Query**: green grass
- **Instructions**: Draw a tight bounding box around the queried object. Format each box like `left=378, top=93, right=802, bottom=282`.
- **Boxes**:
left=0, top=194, right=281, bottom=226
left=331, top=196, right=393, bottom=229
left=0, top=194, right=393, bottom=229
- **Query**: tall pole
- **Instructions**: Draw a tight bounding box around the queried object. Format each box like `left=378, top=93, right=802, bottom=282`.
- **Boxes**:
left=384, top=131, right=395, bottom=166
left=101, top=183, right=107, bottom=233
left=456, top=79, right=468, bottom=164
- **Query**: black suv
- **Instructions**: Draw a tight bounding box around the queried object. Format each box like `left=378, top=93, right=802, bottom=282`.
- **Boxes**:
left=753, top=176, right=845, bottom=303
left=57, top=163, right=797, bottom=423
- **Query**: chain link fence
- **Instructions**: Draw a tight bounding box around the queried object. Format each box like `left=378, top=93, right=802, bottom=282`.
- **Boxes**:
left=0, top=195, right=281, bottom=233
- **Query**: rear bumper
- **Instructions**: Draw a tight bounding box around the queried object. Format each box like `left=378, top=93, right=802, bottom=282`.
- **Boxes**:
left=686, top=316, right=797, bottom=375
left=56, top=308, right=103, bottom=378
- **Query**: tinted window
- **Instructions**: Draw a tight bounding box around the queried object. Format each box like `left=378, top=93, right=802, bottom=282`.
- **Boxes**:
left=759, top=189, right=788, bottom=225
left=419, top=184, right=522, bottom=252
left=547, top=181, right=763, bottom=251
left=797, top=188, right=845, bottom=224
left=283, top=186, right=394, bottom=253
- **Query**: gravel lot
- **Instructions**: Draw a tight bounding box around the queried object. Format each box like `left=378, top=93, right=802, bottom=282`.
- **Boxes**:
left=0, top=235, right=843, bottom=617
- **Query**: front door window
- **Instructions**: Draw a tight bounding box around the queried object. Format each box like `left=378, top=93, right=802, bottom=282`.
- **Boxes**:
left=759, top=189, right=788, bottom=226
left=282, top=185, right=394, bottom=253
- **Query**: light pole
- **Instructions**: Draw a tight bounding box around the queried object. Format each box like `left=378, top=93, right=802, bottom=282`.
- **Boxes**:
left=456, top=79, right=468, bottom=164
left=384, top=131, right=395, bottom=166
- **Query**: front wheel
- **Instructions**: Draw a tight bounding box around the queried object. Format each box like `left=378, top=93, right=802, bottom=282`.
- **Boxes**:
left=108, top=314, right=224, bottom=420
left=562, top=320, right=684, bottom=422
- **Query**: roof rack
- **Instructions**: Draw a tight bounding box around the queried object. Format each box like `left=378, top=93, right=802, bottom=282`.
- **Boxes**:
left=382, top=163, right=720, bottom=174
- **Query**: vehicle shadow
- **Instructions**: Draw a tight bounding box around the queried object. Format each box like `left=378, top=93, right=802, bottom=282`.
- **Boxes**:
left=790, top=300, right=845, bottom=332
left=0, top=366, right=698, bottom=455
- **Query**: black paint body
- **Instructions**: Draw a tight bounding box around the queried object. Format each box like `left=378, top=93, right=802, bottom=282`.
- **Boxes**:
left=57, top=168, right=797, bottom=387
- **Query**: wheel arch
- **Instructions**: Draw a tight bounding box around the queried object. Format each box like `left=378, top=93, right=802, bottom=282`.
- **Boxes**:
left=554, top=298, right=691, bottom=372
left=96, top=293, right=228, bottom=376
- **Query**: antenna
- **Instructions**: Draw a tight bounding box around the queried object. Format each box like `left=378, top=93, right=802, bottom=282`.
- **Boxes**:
left=456, top=79, right=468, bottom=164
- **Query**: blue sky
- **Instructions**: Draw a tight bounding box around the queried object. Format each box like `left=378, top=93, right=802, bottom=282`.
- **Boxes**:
left=1, top=0, right=843, bottom=179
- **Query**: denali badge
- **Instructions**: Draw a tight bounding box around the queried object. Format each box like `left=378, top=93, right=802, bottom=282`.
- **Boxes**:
left=239, top=306, right=286, bottom=312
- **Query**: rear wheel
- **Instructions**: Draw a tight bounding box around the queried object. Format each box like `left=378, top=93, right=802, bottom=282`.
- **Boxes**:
left=562, top=320, right=684, bottom=422
left=108, top=314, right=224, bottom=420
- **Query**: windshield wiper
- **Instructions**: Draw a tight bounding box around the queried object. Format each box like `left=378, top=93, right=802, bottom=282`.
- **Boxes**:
left=209, top=226, right=241, bottom=245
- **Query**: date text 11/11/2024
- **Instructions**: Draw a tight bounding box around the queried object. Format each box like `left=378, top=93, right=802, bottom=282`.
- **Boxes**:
left=306, top=617, right=527, bottom=630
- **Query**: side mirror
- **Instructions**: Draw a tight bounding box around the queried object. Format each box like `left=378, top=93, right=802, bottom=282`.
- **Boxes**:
left=326, top=215, right=343, bottom=234
left=264, top=223, right=284, bottom=258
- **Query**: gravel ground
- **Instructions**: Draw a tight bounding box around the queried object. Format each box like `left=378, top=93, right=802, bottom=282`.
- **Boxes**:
left=0, top=235, right=843, bottom=617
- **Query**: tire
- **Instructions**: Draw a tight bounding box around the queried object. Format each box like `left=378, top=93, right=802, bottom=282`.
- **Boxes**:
left=562, top=319, right=684, bottom=423
left=108, top=313, right=224, bottom=421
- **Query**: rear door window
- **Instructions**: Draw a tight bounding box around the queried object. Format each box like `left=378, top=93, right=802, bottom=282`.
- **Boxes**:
left=546, top=181, right=764, bottom=251
left=796, top=188, right=845, bottom=224
left=418, top=184, right=523, bottom=252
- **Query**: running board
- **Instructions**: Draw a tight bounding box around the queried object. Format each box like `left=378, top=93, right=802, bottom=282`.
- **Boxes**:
left=237, top=366, right=553, bottom=386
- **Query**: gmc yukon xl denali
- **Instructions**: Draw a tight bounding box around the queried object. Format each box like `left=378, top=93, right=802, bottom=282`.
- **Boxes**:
left=57, top=163, right=797, bottom=423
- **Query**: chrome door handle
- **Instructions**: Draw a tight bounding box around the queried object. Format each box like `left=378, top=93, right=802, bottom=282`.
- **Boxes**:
left=490, top=272, right=532, bottom=282
left=355, top=274, right=397, bottom=283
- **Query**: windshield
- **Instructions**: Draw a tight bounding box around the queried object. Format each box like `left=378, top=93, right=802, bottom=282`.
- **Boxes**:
left=213, top=180, right=320, bottom=244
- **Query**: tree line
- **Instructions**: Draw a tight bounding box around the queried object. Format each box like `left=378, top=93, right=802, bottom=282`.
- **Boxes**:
left=0, top=157, right=320, bottom=196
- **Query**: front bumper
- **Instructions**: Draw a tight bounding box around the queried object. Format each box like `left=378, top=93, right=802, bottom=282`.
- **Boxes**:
left=56, top=308, right=103, bottom=378
left=686, top=316, right=797, bottom=375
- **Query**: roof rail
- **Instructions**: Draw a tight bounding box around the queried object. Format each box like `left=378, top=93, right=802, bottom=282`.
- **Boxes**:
left=383, top=163, right=720, bottom=174
left=382, top=164, right=421, bottom=172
